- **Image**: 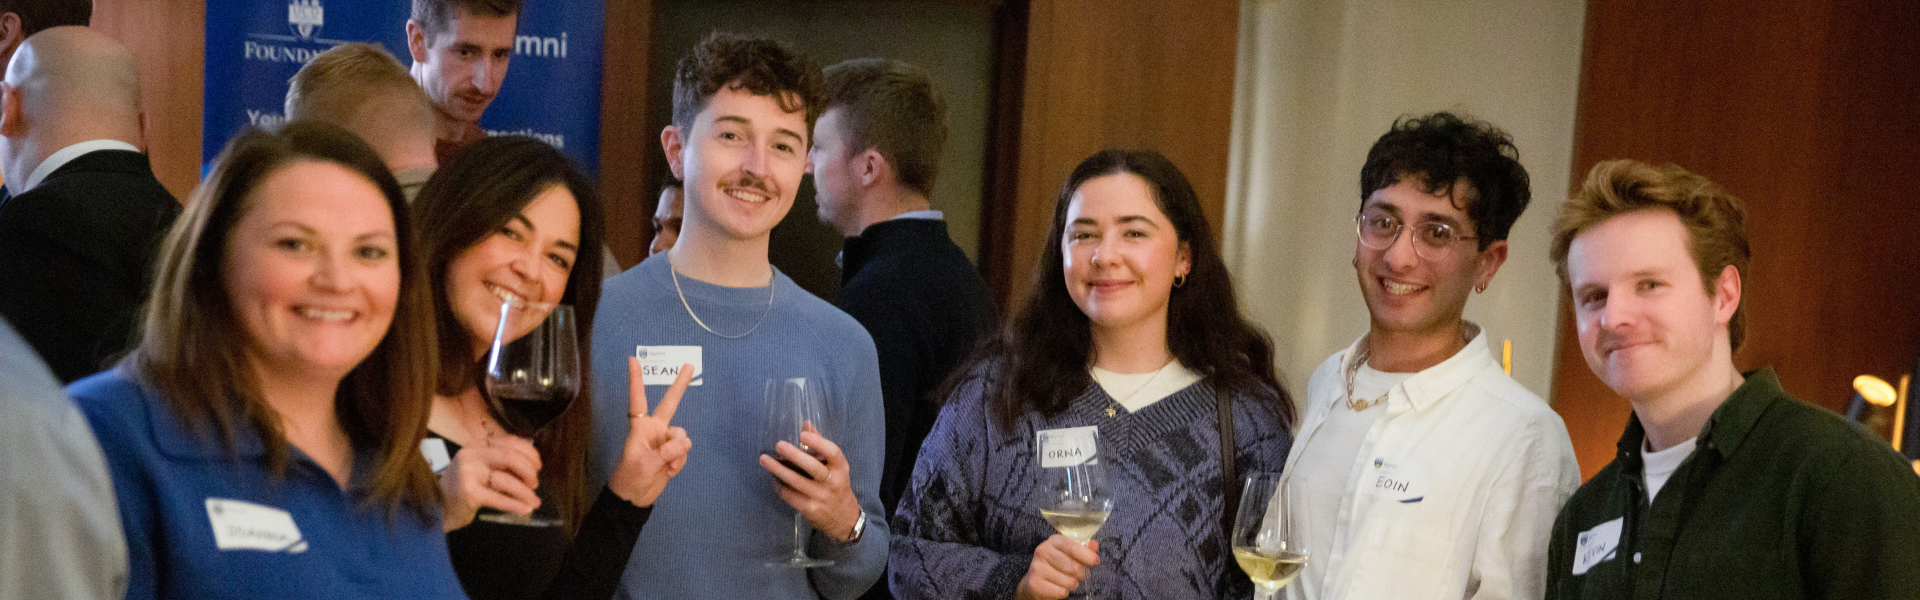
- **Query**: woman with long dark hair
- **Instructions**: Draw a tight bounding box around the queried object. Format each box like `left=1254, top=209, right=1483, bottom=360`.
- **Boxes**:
left=69, top=122, right=462, bottom=598
left=889, top=149, right=1297, bottom=600
left=413, top=136, right=690, bottom=600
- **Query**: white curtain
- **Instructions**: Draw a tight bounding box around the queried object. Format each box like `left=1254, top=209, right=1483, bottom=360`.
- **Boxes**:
left=1224, top=0, right=1587, bottom=406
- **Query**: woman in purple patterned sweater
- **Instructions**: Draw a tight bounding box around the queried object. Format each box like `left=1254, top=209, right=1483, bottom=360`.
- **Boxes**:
left=889, top=149, right=1297, bottom=600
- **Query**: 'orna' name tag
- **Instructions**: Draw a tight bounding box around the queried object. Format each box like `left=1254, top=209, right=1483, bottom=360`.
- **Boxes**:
left=1571, top=517, right=1623, bottom=575
left=205, top=498, right=307, bottom=553
left=636, top=346, right=703, bottom=386
left=1037, top=426, right=1099, bottom=468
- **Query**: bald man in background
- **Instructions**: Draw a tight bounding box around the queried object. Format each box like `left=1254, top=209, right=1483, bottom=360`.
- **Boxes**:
left=0, top=0, right=91, bottom=194
left=0, top=26, right=178, bottom=383
left=284, top=42, right=438, bottom=200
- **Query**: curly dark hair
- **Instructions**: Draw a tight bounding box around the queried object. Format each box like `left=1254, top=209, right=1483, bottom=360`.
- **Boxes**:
left=670, top=31, right=826, bottom=132
left=954, top=149, right=1294, bottom=431
left=1359, top=112, right=1531, bottom=250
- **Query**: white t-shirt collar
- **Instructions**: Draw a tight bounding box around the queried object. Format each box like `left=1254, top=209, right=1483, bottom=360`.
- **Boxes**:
left=22, top=139, right=141, bottom=193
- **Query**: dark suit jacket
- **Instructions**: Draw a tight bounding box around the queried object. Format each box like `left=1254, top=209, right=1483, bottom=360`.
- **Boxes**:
left=0, top=149, right=179, bottom=382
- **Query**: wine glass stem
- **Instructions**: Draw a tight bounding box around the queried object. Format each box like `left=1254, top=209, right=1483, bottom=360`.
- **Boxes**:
left=792, top=512, right=810, bottom=559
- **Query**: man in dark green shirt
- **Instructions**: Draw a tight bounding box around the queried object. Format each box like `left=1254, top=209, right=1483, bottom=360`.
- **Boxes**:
left=1543, top=159, right=1920, bottom=599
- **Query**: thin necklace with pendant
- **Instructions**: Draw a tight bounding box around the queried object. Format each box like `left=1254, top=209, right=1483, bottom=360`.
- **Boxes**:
left=1104, top=361, right=1170, bottom=417
left=668, top=254, right=775, bottom=340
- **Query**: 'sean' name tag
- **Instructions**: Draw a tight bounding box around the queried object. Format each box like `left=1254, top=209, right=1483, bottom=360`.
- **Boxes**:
left=1366, top=457, right=1428, bottom=503
left=636, top=346, right=703, bottom=386
left=1037, top=426, right=1099, bottom=468
left=205, top=498, right=307, bottom=553
left=1571, top=517, right=1623, bottom=575
left=420, top=438, right=451, bottom=473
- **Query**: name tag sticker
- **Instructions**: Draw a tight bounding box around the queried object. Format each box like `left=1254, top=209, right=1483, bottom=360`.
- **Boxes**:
left=1366, top=457, right=1428, bottom=503
left=1571, top=517, right=1623, bottom=575
left=205, top=498, right=307, bottom=553
left=636, top=346, right=703, bottom=386
left=420, top=438, right=451, bottom=473
left=1037, top=426, right=1099, bottom=468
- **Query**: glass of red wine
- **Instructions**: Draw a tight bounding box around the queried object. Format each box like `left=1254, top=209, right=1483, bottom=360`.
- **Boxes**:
left=480, top=302, right=578, bottom=527
left=764, top=377, right=834, bottom=568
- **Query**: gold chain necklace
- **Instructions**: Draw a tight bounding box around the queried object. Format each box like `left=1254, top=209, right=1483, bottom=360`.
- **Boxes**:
left=667, top=255, right=775, bottom=340
left=1347, top=327, right=1476, bottom=411
left=1343, top=345, right=1389, bottom=412
left=1103, top=361, right=1170, bottom=417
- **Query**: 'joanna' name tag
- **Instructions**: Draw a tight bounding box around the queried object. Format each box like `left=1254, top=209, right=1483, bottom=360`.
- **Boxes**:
left=636, top=346, right=703, bottom=386
left=205, top=498, right=307, bottom=553
left=1571, top=517, right=1623, bottom=575
left=1037, top=426, right=1099, bottom=468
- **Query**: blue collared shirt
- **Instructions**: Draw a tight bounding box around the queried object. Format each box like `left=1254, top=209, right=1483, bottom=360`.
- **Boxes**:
left=68, top=369, right=466, bottom=600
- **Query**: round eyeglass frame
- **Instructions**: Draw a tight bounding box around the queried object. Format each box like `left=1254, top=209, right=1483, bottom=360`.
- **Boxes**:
left=1353, top=212, right=1479, bottom=260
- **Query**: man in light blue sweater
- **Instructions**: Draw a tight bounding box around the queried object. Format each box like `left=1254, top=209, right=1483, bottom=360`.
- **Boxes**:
left=588, top=32, right=887, bottom=599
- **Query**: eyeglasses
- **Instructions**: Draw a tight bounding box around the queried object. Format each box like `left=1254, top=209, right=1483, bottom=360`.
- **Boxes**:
left=1354, top=211, right=1478, bottom=260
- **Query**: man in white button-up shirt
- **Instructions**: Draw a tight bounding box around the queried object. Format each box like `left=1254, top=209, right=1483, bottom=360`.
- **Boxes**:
left=1275, top=112, right=1580, bottom=600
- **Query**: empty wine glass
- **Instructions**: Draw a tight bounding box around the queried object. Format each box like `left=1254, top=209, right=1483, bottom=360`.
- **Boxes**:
left=764, top=377, right=834, bottom=568
left=1231, top=472, right=1308, bottom=593
left=478, top=302, right=578, bottom=527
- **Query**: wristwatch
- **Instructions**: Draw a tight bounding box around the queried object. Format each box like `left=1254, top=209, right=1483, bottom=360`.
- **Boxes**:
left=841, top=511, right=868, bottom=544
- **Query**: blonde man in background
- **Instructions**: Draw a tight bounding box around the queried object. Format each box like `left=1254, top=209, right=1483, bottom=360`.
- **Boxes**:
left=285, top=42, right=437, bottom=200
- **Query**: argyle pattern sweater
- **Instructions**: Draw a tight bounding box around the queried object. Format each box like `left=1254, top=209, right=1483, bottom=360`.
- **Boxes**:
left=889, top=374, right=1293, bottom=599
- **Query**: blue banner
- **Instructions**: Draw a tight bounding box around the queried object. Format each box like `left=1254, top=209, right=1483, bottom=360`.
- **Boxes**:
left=203, top=0, right=602, bottom=173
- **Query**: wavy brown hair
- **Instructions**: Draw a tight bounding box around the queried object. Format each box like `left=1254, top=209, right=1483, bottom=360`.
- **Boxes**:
left=413, top=136, right=604, bottom=528
left=954, top=149, right=1294, bottom=431
left=1550, top=159, right=1751, bottom=349
left=130, top=121, right=441, bottom=518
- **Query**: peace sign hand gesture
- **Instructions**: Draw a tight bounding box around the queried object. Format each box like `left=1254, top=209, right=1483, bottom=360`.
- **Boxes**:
left=607, top=358, right=695, bottom=507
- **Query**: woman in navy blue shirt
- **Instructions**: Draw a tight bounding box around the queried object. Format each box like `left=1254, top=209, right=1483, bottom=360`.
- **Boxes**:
left=68, top=122, right=464, bottom=599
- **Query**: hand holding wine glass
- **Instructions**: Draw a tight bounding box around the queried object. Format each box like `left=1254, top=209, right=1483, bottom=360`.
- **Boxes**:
left=438, top=432, right=543, bottom=531
left=606, top=356, right=695, bottom=507
left=478, top=302, right=579, bottom=526
left=1021, top=427, right=1113, bottom=598
left=758, top=377, right=861, bottom=568
left=1232, top=472, right=1308, bottom=593
left=1015, top=535, right=1101, bottom=600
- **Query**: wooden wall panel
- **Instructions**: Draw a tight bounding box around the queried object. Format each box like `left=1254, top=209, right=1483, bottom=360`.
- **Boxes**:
left=93, top=0, right=205, bottom=202
left=598, top=0, right=654, bottom=269
left=1553, top=0, right=1920, bottom=479
left=983, top=0, right=1238, bottom=305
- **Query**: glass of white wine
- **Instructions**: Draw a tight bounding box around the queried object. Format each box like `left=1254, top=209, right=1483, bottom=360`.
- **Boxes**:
left=1232, top=472, right=1308, bottom=593
left=1036, top=425, right=1115, bottom=552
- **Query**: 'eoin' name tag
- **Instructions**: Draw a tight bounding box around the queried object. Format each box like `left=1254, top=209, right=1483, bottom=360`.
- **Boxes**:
left=205, top=498, right=307, bottom=553
left=1571, top=517, right=1623, bottom=575
left=636, top=346, right=703, bottom=386
left=1366, top=457, right=1428, bottom=503
left=1037, top=426, right=1099, bottom=468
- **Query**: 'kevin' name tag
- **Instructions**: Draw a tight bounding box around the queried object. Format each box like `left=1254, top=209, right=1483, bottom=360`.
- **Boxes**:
left=205, top=498, right=307, bottom=553
left=1571, top=517, right=1623, bottom=575
left=636, top=346, right=703, bottom=386
left=1037, top=426, right=1099, bottom=468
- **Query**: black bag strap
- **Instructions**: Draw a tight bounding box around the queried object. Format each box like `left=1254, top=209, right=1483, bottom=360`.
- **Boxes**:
left=1217, top=384, right=1239, bottom=545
